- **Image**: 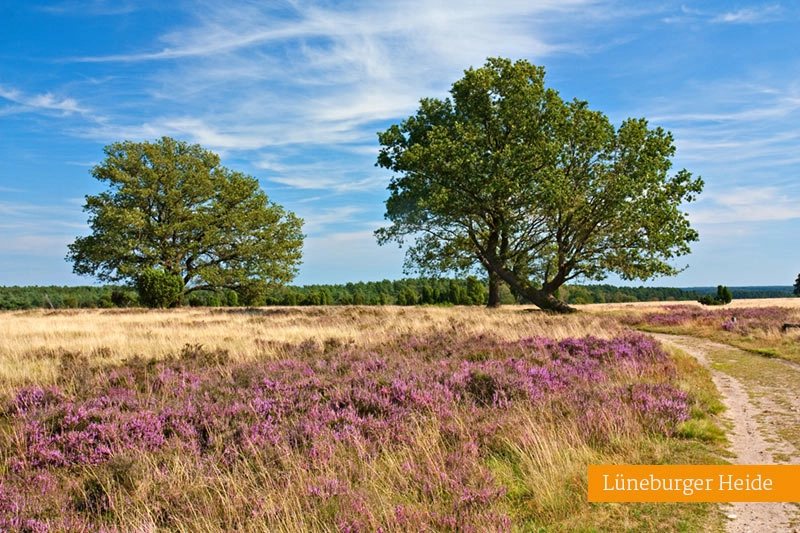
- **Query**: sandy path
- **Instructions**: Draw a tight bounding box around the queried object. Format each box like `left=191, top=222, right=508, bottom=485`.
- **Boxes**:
left=649, top=333, right=800, bottom=533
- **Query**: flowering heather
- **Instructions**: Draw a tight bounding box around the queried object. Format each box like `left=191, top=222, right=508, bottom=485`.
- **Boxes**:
left=620, top=305, right=716, bottom=327
left=0, top=331, right=691, bottom=531
left=624, top=305, right=795, bottom=334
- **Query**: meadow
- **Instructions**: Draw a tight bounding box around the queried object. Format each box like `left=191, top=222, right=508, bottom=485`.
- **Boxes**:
left=0, top=303, right=774, bottom=531
left=601, top=298, right=800, bottom=363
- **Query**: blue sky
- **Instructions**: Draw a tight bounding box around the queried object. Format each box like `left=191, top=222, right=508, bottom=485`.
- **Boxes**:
left=1, top=0, right=799, bottom=288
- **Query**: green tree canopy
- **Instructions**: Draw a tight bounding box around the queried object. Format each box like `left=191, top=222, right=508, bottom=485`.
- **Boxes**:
left=375, top=58, right=703, bottom=312
left=67, top=137, right=304, bottom=300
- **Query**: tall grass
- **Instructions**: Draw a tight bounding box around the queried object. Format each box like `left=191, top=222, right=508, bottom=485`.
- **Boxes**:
left=615, top=302, right=800, bottom=363
left=0, top=306, right=619, bottom=393
left=0, top=306, right=724, bottom=531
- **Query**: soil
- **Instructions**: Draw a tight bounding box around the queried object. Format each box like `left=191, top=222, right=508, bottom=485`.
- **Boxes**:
left=650, top=333, right=800, bottom=533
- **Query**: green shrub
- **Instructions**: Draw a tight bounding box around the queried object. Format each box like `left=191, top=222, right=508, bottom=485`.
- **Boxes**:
left=225, top=290, right=239, bottom=307
left=136, top=268, right=184, bottom=308
left=698, top=285, right=732, bottom=306
left=717, top=285, right=732, bottom=304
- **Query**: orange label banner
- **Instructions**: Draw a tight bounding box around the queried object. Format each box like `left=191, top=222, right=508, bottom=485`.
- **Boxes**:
left=588, top=465, right=800, bottom=502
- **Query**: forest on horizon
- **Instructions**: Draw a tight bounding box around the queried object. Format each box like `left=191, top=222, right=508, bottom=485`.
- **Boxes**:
left=0, top=280, right=793, bottom=311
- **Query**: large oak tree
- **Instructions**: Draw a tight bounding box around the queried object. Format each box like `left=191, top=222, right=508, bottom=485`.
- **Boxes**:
left=67, top=137, right=304, bottom=303
left=375, top=58, right=703, bottom=312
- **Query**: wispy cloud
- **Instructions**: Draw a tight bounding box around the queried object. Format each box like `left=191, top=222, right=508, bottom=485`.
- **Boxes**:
left=642, top=78, right=800, bottom=183
left=0, top=201, right=84, bottom=227
left=266, top=175, right=385, bottom=193
left=62, top=0, right=623, bottom=203
left=37, top=0, right=141, bottom=16
left=0, top=200, right=86, bottom=256
left=712, top=5, right=783, bottom=24
left=70, top=0, right=614, bottom=155
left=665, top=3, right=785, bottom=24
left=299, top=206, right=369, bottom=235
left=71, top=1, right=584, bottom=64
left=690, top=186, right=800, bottom=224
left=0, top=86, right=88, bottom=116
left=0, top=235, right=76, bottom=255
left=256, top=156, right=385, bottom=193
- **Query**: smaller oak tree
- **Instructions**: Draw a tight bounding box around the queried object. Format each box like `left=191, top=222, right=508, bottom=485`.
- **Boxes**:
left=67, top=137, right=304, bottom=304
left=794, top=273, right=800, bottom=296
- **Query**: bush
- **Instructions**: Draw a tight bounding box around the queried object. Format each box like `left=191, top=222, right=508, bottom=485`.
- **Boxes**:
left=717, top=285, right=732, bottom=304
left=698, top=285, right=732, bottom=306
left=135, top=268, right=184, bottom=308
left=225, top=290, right=239, bottom=307
left=698, top=295, right=719, bottom=306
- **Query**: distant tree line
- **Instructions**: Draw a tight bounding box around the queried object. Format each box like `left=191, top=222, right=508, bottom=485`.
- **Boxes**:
left=0, top=278, right=488, bottom=310
left=558, top=285, right=700, bottom=304
left=692, top=286, right=794, bottom=300
left=0, top=285, right=135, bottom=310
left=0, top=282, right=794, bottom=311
left=562, top=284, right=793, bottom=304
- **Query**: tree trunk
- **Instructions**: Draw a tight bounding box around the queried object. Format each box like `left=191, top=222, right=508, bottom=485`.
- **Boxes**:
left=523, top=288, right=576, bottom=313
left=487, top=270, right=501, bottom=308
left=482, top=259, right=576, bottom=314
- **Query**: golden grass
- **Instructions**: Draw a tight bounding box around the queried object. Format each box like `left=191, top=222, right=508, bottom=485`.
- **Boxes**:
left=0, top=304, right=729, bottom=531
left=582, top=298, right=800, bottom=363
left=0, top=305, right=622, bottom=391
left=576, top=297, right=800, bottom=313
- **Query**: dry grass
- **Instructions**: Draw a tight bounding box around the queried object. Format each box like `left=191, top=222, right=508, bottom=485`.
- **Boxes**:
left=588, top=299, right=800, bottom=363
left=0, top=305, right=727, bottom=531
left=576, top=297, right=800, bottom=313
left=0, top=305, right=621, bottom=392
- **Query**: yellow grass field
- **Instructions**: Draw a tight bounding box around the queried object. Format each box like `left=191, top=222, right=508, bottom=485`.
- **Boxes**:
left=576, top=297, right=800, bottom=313
left=0, top=305, right=622, bottom=392
left=0, top=304, right=741, bottom=530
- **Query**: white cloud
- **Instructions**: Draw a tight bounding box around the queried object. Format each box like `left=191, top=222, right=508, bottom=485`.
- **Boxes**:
left=72, top=1, right=584, bottom=64
left=0, top=85, right=88, bottom=116
left=68, top=0, right=618, bottom=155
left=299, top=206, right=368, bottom=234
left=37, top=0, right=141, bottom=16
left=0, top=201, right=86, bottom=257
left=0, top=235, right=75, bottom=255
left=265, top=175, right=385, bottom=194
left=641, top=78, right=800, bottom=179
left=255, top=156, right=387, bottom=195
left=712, top=5, right=783, bottom=24
left=689, top=186, right=799, bottom=224
left=665, top=4, right=785, bottom=25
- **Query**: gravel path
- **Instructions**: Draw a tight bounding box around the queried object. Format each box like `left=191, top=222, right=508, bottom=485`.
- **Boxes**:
left=649, top=333, right=800, bottom=533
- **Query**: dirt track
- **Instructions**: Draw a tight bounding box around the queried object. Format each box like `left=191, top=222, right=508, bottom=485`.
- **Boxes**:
left=650, top=333, right=800, bottom=533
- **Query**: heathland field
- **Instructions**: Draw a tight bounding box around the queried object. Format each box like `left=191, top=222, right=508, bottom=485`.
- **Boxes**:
left=2, top=302, right=799, bottom=531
